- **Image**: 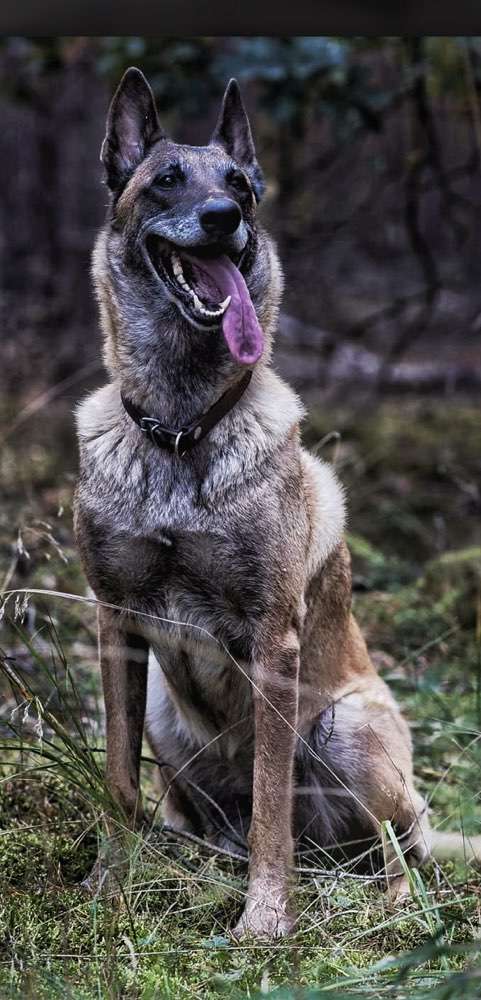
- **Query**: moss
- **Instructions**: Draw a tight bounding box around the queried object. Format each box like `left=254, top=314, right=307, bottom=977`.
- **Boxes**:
left=304, top=401, right=481, bottom=566
left=1, top=401, right=481, bottom=998
left=422, top=547, right=481, bottom=626
left=347, top=532, right=411, bottom=590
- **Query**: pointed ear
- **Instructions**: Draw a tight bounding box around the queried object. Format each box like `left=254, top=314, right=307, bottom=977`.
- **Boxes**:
left=101, top=67, right=166, bottom=191
left=210, top=79, right=265, bottom=202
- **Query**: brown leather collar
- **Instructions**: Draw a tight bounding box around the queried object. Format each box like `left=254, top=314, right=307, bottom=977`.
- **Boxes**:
left=121, top=370, right=252, bottom=458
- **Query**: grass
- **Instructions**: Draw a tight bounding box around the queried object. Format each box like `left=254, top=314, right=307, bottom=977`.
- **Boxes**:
left=0, top=396, right=481, bottom=998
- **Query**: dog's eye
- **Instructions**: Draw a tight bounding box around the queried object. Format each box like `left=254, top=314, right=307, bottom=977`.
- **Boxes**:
left=227, top=169, right=250, bottom=194
left=154, top=173, right=177, bottom=189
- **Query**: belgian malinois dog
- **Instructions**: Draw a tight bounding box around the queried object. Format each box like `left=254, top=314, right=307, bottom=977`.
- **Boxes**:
left=74, top=68, right=473, bottom=938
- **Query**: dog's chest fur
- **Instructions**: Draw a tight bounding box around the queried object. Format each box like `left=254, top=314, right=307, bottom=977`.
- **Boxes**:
left=76, top=379, right=307, bottom=741
left=75, top=377, right=345, bottom=749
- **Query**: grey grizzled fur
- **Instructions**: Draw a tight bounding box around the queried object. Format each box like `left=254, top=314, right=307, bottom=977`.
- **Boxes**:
left=74, top=68, right=434, bottom=939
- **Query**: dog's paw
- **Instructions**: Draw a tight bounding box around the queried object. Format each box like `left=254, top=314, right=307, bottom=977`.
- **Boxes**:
left=385, top=874, right=412, bottom=907
left=232, top=893, right=296, bottom=940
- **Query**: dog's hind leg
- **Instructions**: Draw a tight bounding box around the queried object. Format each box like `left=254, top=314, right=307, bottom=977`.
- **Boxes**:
left=145, top=651, right=252, bottom=847
left=295, top=683, right=431, bottom=889
left=144, top=652, right=196, bottom=834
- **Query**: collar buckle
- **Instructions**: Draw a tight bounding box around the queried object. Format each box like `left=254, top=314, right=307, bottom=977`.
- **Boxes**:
left=139, top=416, right=187, bottom=456
left=121, top=369, right=252, bottom=457
left=139, top=416, right=162, bottom=443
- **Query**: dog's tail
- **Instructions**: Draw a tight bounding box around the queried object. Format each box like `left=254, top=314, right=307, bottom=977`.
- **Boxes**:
left=430, top=830, right=481, bottom=863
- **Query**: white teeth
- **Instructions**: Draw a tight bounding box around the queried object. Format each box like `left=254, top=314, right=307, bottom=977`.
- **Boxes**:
left=188, top=293, right=231, bottom=319
left=171, top=252, right=190, bottom=289
left=203, top=308, right=222, bottom=317
left=170, top=251, right=231, bottom=320
left=172, top=253, right=184, bottom=280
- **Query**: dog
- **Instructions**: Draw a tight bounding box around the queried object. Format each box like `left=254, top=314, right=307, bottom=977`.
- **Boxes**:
left=74, top=68, right=471, bottom=939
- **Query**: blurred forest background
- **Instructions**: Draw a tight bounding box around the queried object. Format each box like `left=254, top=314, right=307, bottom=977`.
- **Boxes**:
left=2, top=35, right=481, bottom=399
left=1, top=36, right=481, bottom=1000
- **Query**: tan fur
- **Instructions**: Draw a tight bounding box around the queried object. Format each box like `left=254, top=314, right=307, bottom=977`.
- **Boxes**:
left=74, top=70, right=461, bottom=941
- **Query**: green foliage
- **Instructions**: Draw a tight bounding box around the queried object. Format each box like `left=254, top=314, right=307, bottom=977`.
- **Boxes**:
left=96, top=37, right=221, bottom=122
left=346, top=533, right=411, bottom=590
left=0, top=604, right=480, bottom=997
left=305, top=402, right=481, bottom=568
left=1, top=400, right=481, bottom=997
left=3, top=36, right=480, bottom=141
left=214, top=38, right=351, bottom=132
left=422, top=548, right=481, bottom=628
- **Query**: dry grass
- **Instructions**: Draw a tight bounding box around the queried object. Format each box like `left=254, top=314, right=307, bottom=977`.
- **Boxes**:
left=1, top=396, right=481, bottom=998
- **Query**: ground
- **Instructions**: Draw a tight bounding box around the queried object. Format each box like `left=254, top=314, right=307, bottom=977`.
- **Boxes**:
left=0, top=396, right=481, bottom=999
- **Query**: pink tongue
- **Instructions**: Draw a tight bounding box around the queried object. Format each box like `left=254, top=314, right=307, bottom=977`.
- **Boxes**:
left=186, top=254, right=264, bottom=365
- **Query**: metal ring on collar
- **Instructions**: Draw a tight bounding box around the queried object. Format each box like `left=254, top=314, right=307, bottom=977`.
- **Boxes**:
left=174, top=430, right=185, bottom=458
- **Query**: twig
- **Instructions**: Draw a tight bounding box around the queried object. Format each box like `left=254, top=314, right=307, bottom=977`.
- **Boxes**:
left=159, top=823, right=397, bottom=882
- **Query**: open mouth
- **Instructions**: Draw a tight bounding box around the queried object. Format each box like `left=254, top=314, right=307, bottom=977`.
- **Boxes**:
left=148, top=239, right=233, bottom=328
left=145, top=236, right=264, bottom=366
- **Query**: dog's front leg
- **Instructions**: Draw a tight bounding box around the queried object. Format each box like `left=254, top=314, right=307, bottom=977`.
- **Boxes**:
left=98, top=605, right=149, bottom=827
left=234, top=627, right=300, bottom=939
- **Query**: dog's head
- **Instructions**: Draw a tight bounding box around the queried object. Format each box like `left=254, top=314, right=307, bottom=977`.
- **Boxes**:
left=96, top=68, right=282, bottom=371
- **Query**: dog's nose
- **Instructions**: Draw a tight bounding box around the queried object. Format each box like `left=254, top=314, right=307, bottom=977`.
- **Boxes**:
left=199, top=198, right=242, bottom=237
